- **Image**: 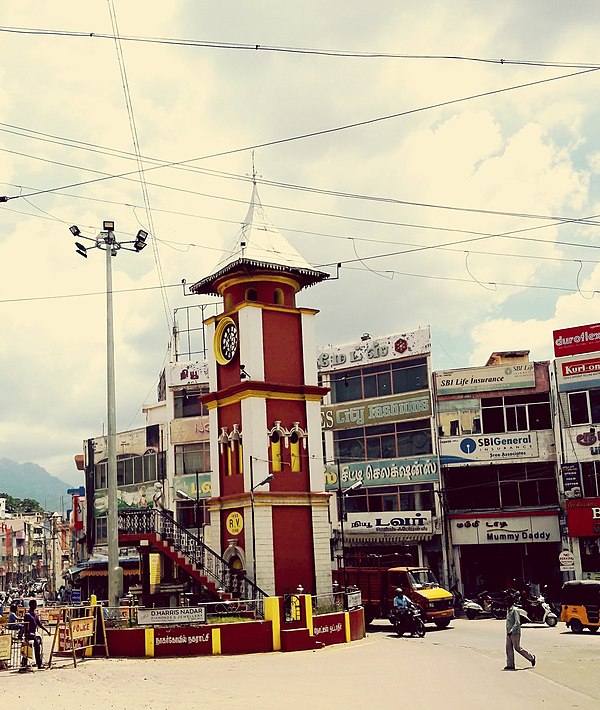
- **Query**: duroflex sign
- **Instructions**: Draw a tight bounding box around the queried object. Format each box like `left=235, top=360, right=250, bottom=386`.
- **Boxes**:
left=553, top=322, right=600, bottom=358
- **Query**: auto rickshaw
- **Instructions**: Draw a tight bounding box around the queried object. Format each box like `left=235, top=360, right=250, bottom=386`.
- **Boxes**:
left=560, top=580, right=600, bottom=634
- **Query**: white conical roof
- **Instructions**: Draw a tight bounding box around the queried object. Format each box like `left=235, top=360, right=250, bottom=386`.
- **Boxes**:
left=191, top=183, right=328, bottom=295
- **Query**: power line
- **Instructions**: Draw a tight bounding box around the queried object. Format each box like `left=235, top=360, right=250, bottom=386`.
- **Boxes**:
left=0, top=25, right=599, bottom=69
left=2, top=65, right=598, bottom=204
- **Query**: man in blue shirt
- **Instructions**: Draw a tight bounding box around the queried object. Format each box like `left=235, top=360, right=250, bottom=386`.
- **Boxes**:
left=393, top=588, right=411, bottom=610
left=22, top=599, right=51, bottom=669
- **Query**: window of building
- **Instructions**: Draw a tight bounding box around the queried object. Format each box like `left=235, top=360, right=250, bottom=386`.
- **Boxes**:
left=174, top=385, right=209, bottom=418
left=329, top=358, right=428, bottom=404
left=445, top=463, right=558, bottom=511
left=342, top=483, right=434, bottom=515
left=274, top=288, right=284, bottom=305
left=95, top=451, right=163, bottom=490
left=581, top=462, right=600, bottom=497
left=437, top=399, right=482, bottom=437
left=174, top=442, right=211, bottom=476
left=95, top=516, right=107, bottom=543
left=480, top=393, right=552, bottom=434
left=245, top=288, right=258, bottom=301
left=568, top=388, right=600, bottom=426
left=334, top=419, right=432, bottom=463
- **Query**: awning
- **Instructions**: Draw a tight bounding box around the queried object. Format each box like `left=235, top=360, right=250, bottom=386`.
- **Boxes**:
left=346, top=534, right=433, bottom=546
left=80, top=568, right=139, bottom=578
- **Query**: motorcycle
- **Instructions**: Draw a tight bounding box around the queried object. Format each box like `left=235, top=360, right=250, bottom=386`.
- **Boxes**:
left=388, top=604, right=426, bottom=637
left=516, top=595, right=558, bottom=627
left=463, top=591, right=506, bottom=620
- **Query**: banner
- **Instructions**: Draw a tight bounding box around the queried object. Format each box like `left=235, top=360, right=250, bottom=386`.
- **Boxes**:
left=435, top=363, right=535, bottom=396
left=553, top=323, right=600, bottom=357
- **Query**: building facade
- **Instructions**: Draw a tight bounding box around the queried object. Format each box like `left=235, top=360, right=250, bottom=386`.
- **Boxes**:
left=434, top=351, right=561, bottom=596
left=318, top=328, right=447, bottom=585
left=552, top=322, right=600, bottom=581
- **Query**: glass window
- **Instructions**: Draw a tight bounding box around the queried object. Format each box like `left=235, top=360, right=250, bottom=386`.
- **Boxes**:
left=95, top=462, right=107, bottom=490
left=591, top=390, right=600, bottom=423
left=330, top=357, right=429, bottom=403
left=95, top=516, right=107, bottom=543
left=174, top=386, right=209, bottom=418
left=174, top=442, right=211, bottom=476
left=569, top=391, right=590, bottom=425
left=482, top=406, right=505, bottom=433
left=144, top=452, right=157, bottom=481
left=581, top=462, right=600, bottom=498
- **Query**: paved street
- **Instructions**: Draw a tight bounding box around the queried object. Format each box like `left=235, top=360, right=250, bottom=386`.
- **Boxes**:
left=1, top=618, right=598, bottom=709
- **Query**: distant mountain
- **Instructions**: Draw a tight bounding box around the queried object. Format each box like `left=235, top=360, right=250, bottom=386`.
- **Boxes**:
left=0, top=458, right=72, bottom=513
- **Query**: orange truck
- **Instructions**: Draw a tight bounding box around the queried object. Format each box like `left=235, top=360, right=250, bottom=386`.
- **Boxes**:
left=336, top=564, right=454, bottom=627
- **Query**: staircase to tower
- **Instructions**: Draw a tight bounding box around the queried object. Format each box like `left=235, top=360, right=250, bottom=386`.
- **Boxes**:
left=118, top=508, right=266, bottom=606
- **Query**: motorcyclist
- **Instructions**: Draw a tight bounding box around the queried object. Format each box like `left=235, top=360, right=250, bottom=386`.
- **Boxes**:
left=393, top=588, right=411, bottom=611
left=22, top=599, right=51, bottom=669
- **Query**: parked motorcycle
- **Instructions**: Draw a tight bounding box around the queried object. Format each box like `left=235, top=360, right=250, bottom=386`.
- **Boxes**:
left=463, top=591, right=506, bottom=620
left=388, top=604, right=426, bottom=637
left=516, top=595, right=558, bottom=627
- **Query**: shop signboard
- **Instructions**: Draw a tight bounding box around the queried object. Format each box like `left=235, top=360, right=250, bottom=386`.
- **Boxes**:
left=137, top=606, right=207, bottom=626
left=556, top=352, right=600, bottom=392
left=167, top=360, right=209, bottom=387
left=558, top=550, right=576, bottom=572
left=317, top=327, right=431, bottom=372
left=347, top=511, right=433, bottom=535
left=566, top=498, right=600, bottom=537
left=153, top=627, right=212, bottom=657
left=561, top=462, right=583, bottom=499
left=450, top=514, right=560, bottom=545
left=439, top=432, right=540, bottom=465
left=435, top=362, right=535, bottom=396
left=170, top=417, right=210, bottom=444
left=562, top=427, right=600, bottom=462
left=324, top=455, right=439, bottom=490
left=553, top=322, right=600, bottom=358
left=321, top=392, right=431, bottom=431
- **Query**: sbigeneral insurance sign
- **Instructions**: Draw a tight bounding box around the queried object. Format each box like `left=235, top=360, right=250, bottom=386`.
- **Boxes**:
left=435, top=362, right=535, bottom=396
left=440, top=432, right=540, bottom=465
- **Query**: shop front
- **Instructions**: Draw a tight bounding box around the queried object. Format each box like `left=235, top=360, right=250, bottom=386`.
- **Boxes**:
left=565, top=498, right=600, bottom=579
left=450, top=511, right=562, bottom=596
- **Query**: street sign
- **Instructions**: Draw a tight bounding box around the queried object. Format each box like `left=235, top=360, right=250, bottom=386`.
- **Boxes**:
left=559, top=550, right=575, bottom=571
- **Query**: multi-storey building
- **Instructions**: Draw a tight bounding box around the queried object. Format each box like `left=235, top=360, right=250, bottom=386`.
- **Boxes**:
left=434, top=351, right=561, bottom=596
left=318, top=328, right=447, bottom=585
left=552, top=322, right=600, bottom=581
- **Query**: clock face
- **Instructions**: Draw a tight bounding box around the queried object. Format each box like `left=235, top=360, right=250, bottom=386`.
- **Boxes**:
left=214, top=317, right=238, bottom=365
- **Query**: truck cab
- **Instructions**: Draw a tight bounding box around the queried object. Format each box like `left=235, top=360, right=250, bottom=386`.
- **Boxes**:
left=388, top=566, right=454, bottom=628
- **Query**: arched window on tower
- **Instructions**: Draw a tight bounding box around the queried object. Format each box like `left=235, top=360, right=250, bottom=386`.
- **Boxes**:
left=268, top=421, right=288, bottom=472
left=245, top=288, right=258, bottom=302
left=224, top=293, right=233, bottom=311
left=273, top=288, right=284, bottom=305
left=289, top=422, right=307, bottom=473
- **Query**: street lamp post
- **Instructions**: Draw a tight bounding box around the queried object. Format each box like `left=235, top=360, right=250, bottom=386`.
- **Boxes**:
left=70, top=221, right=147, bottom=608
left=249, top=456, right=273, bottom=585
left=336, top=460, right=362, bottom=602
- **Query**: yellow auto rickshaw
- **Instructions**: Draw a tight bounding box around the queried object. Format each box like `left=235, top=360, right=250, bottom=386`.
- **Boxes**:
left=560, top=580, right=600, bottom=634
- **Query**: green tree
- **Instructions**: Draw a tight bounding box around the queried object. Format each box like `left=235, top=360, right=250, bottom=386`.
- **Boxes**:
left=0, top=493, right=43, bottom=513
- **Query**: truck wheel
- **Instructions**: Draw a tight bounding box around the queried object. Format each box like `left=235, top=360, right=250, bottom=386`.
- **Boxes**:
left=570, top=619, right=583, bottom=634
left=435, top=619, right=451, bottom=629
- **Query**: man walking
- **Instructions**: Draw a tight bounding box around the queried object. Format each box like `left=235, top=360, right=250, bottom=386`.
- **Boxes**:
left=504, top=593, right=536, bottom=670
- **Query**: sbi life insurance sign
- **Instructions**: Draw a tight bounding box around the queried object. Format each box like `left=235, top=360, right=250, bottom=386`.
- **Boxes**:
left=440, top=432, right=539, bottom=465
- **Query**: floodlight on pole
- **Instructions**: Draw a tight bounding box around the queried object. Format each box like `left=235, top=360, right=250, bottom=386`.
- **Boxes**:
left=69, top=219, right=144, bottom=608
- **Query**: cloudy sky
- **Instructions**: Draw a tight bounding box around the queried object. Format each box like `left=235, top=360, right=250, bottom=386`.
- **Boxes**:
left=1, top=1, right=600, bottom=490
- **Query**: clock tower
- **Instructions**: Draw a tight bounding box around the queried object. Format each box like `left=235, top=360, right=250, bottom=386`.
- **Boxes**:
left=191, top=183, right=332, bottom=596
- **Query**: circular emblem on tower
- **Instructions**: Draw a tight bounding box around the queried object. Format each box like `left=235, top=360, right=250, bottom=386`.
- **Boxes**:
left=214, top=317, right=239, bottom=365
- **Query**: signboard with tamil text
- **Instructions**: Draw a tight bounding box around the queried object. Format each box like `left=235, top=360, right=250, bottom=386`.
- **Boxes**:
left=324, top=455, right=439, bottom=490
left=347, top=511, right=433, bottom=535
left=450, top=514, right=560, bottom=545
left=317, top=327, right=431, bottom=372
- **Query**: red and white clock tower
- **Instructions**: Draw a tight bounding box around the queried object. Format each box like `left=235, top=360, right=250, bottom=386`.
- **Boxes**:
left=191, top=184, right=332, bottom=595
